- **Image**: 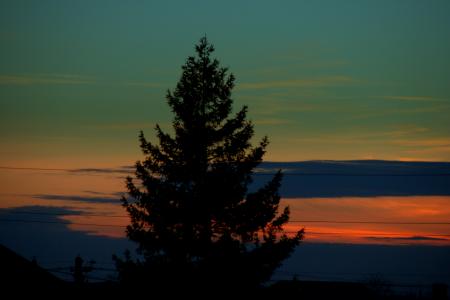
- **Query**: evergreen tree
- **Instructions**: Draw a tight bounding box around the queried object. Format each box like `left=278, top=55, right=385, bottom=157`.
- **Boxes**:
left=116, top=37, right=304, bottom=292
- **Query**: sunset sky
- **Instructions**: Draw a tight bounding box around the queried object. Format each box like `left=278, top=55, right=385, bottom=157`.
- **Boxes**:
left=1, top=0, right=450, bottom=167
left=1, top=2, right=450, bottom=285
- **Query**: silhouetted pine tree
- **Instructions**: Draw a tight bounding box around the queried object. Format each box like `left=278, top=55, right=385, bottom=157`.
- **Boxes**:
left=116, top=37, right=303, bottom=292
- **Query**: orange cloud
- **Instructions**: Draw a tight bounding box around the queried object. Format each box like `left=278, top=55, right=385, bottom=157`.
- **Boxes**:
left=282, top=196, right=450, bottom=245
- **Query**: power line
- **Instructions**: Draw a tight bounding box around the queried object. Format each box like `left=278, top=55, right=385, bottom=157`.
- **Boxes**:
left=289, top=220, right=450, bottom=225
left=285, top=231, right=450, bottom=237
left=48, top=269, right=117, bottom=282
left=1, top=166, right=450, bottom=176
left=0, top=217, right=125, bottom=228
left=39, top=263, right=450, bottom=280
left=48, top=268, right=446, bottom=286
left=272, top=269, right=450, bottom=288
left=0, top=166, right=69, bottom=171
left=46, top=266, right=117, bottom=272
left=6, top=210, right=129, bottom=218
left=1, top=218, right=449, bottom=238
left=256, top=173, right=450, bottom=177
left=4, top=211, right=450, bottom=225
left=44, top=266, right=443, bottom=286
left=276, top=269, right=450, bottom=278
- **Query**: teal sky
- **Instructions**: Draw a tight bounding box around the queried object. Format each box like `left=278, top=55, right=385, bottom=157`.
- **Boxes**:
left=1, top=0, right=450, bottom=166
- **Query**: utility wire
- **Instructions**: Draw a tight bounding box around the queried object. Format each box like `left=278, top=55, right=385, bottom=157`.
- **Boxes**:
left=3, top=211, right=450, bottom=225
left=40, top=264, right=450, bottom=280
left=1, top=166, right=449, bottom=176
left=0, top=217, right=125, bottom=228
left=0, top=166, right=70, bottom=171
left=1, top=218, right=449, bottom=238
left=48, top=269, right=117, bottom=282
left=288, top=220, right=450, bottom=225
left=5, top=210, right=129, bottom=218
left=283, top=231, right=450, bottom=237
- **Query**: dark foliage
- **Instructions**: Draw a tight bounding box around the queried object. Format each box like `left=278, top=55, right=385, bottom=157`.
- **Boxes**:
left=115, top=37, right=303, bottom=293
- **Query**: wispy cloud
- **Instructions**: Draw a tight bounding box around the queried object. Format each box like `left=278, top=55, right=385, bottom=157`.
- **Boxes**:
left=288, top=126, right=430, bottom=146
left=123, top=81, right=166, bottom=88
left=391, top=138, right=450, bottom=160
left=403, top=146, right=450, bottom=156
left=253, top=118, right=294, bottom=126
left=0, top=74, right=95, bottom=85
left=0, top=74, right=171, bottom=88
left=0, top=205, right=85, bottom=218
left=68, top=166, right=133, bottom=175
left=351, top=104, right=449, bottom=120
left=0, top=165, right=134, bottom=175
left=252, top=102, right=319, bottom=116
left=366, top=235, right=449, bottom=242
left=393, top=138, right=450, bottom=148
left=237, top=76, right=354, bottom=91
left=237, top=93, right=320, bottom=115
left=33, top=194, right=120, bottom=204
left=383, top=95, right=443, bottom=102
left=272, top=126, right=450, bottom=161
left=87, top=122, right=157, bottom=130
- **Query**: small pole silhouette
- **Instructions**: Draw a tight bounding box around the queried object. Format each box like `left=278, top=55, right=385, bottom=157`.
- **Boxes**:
left=71, top=255, right=94, bottom=284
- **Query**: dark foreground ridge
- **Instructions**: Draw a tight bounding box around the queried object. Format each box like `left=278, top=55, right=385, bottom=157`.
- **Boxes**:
left=1, top=244, right=447, bottom=299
